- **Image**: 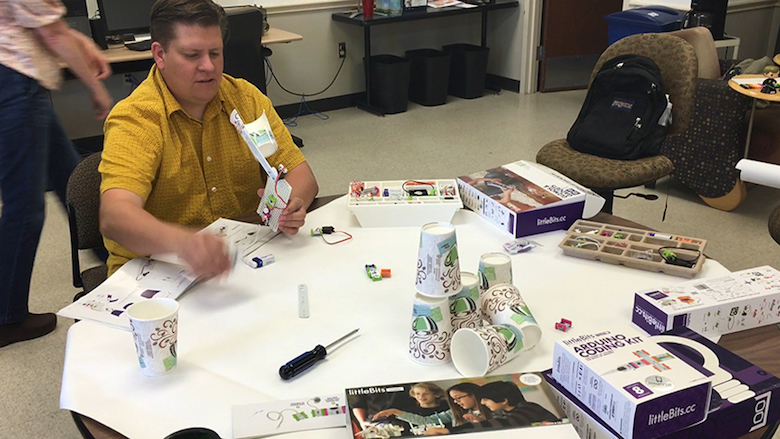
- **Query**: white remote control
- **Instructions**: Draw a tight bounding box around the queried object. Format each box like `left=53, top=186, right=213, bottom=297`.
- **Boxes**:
left=298, top=284, right=310, bottom=318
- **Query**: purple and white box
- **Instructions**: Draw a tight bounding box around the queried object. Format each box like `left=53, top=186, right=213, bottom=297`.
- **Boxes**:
left=457, top=161, right=604, bottom=238
left=545, top=326, right=780, bottom=439
left=552, top=329, right=712, bottom=439
left=633, top=266, right=780, bottom=336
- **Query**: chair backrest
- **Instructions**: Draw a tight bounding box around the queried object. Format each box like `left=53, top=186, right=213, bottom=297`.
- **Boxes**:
left=590, top=33, right=698, bottom=136
left=66, top=152, right=104, bottom=288
left=223, top=7, right=266, bottom=92
left=669, top=27, right=721, bottom=79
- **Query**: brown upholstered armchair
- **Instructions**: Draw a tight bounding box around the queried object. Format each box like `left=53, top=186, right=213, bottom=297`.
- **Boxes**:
left=663, top=27, right=753, bottom=211
left=537, top=30, right=752, bottom=213
left=537, top=33, right=697, bottom=214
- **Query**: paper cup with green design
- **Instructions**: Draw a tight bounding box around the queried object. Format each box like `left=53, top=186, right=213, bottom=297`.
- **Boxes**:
left=477, top=252, right=513, bottom=293
left=127, top=298, right=179, bottom=377
left=449, top=272, right=482, bottom=330
left=450, top=323, right=523, bottom=377
left=415, top=222, right=461, bottom=298
left=409, top=293, right=452, bottom=365
left=481, top=284, right=542, bottom=351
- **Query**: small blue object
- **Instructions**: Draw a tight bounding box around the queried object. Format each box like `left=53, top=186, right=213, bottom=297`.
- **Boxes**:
left=383, top=188, right=389, bottom=197
left=245, top=253, right=275, bottom=269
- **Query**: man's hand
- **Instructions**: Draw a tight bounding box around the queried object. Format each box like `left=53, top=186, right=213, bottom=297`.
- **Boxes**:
left=91, top=86, right=113, bottom=120
left=177, top=233, right=231, bottom=279
left=423, top=427, right=450, bottom=435
left=257, top=188, right=307, bottom=235
left=278, top=196, right=307, bottom=234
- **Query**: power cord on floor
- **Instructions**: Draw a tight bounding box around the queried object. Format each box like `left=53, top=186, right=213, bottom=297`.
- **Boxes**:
left=613, top=192, right=659, bottom=200
left=265, top=55, right=346, bottom=126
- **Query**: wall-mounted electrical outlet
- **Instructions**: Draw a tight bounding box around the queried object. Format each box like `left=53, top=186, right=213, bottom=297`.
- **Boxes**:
left=338, top=42, right=347, bottom=58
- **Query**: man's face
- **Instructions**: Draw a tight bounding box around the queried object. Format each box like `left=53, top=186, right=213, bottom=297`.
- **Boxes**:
left=153, top=23, right=224, bottom=115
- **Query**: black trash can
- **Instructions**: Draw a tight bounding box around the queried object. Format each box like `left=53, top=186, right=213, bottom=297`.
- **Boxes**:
left=405, top=48, right=451, bottom=106
left=367, top=54, right=411, bottom=114
left=442, top=43, right=489, bottom=99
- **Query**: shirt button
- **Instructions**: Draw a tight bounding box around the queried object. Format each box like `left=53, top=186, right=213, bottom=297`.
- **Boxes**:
left=206, top=156, right=212, bottom=162
left=211, top=187, right=217, bottom=192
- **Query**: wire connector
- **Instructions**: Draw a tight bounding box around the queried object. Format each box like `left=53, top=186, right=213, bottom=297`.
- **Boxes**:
left=311, top=226, right=336, bottom=236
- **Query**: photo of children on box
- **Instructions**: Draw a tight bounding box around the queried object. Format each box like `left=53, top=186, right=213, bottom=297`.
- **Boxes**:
left=459, top=167, right=563, bottom=214
left=347, top=373, right=568, bottom=437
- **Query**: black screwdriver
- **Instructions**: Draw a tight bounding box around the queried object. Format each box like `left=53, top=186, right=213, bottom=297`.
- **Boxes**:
left=279, top=328, right=359, bottom=380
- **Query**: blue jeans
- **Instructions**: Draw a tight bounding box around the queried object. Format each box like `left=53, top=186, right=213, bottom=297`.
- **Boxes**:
left=0, top=65, right=81, bottom=325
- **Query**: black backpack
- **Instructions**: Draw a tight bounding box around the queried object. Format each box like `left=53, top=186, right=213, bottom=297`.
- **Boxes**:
left=566, top=54, right=669, bottom=160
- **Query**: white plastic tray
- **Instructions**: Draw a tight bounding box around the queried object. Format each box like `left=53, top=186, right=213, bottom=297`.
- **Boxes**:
left=347, top=179, right=462, bottom=227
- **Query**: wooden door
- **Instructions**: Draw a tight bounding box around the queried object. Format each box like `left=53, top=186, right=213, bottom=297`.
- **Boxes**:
left=538, top=0, right=622, bottom=92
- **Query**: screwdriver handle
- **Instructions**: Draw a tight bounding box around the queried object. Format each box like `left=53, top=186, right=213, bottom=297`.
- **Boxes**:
left=279, top=344, right=327, bottom=380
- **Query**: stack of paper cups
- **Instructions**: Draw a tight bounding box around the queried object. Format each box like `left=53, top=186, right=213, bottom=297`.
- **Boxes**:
left=481, top=284, right=541, bottom=352
left=449, top=272, right=481, bottom=331
left=415, top=222, right=461, bottom=298
left=409, top=293, right=452, bottom=365
left=477, top=252, right=513, bottom=293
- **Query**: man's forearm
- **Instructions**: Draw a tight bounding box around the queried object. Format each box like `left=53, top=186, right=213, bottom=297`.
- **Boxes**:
left=285, top=162, right=319, bottom=208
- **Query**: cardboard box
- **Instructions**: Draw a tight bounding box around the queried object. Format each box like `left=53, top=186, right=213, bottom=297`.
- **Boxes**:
left=545, top=326, right=780, bottom=439
left=552, top=329, right=712, bottom=439
left=456, top=161, right=604, bottom=238
left=632, top=266, right=780, bottom=336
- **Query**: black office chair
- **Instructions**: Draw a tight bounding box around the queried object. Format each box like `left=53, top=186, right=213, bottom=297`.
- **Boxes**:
left=224, top=6, right=304, bottom=148
left=66, top=152, right=109, bottom=302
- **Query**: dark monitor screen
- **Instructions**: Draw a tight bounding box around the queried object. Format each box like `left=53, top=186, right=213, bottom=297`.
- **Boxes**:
left=97, top=0, right=156, bottom=36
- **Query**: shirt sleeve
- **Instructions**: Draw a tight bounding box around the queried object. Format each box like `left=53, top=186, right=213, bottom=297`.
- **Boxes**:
left=10, top=0, right=66, bottom=28
left=99, top=101, right=164, bottom=202
left=397, top=410, right=453, bottom=426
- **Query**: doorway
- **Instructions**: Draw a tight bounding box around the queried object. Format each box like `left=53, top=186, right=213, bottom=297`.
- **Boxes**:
left=537, top=0, right=622, bottom=92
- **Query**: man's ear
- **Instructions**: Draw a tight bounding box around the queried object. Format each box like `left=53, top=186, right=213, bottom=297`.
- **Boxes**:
left=151, top=41, right=165, bottom=70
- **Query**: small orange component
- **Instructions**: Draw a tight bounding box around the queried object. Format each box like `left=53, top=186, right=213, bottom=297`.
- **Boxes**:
left=381, top=269, right=391, bottom=278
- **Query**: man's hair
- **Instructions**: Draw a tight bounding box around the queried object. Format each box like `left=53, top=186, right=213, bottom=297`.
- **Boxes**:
left=764, top=65, right=780, bottom=74
left=479, top=381, right=526, bottom=407
left=150, top=0, right=228, bottom=49
left=409, top=382, right=445, bottom=403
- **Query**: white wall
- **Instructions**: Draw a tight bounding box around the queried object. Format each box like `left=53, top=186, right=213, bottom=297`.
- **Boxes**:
left=59, top=1, right=525, bottom=139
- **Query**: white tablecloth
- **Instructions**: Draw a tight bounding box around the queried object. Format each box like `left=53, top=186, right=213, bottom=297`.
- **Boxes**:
left=60, top=196, right=729, bottom=438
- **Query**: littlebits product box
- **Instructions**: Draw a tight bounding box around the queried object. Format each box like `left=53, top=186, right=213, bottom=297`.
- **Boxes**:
left=633, top=266, right=780, bottom=336
left=545, top=326, right=780, bottom=439
left=456, top=161, right=604, bottom=238
left=552, top=329, right=712, bottom=439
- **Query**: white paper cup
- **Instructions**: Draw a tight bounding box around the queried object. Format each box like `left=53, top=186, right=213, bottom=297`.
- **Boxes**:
left=449, top=272, right=482, bottom=331
left=127, top=298, right=179, bottom=377
left=481, top=284, right=542, bottom=351
left=451, top=324, right=522, bottom=376
left=478, top=252, right=513, bottom=293
left=409, top=293, right=452, bottom=365
left=415, top=222, right=461, bottom=298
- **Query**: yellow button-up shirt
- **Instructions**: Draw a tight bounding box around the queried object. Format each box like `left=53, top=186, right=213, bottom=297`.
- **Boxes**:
left=100, top=66, right=305, bottom=275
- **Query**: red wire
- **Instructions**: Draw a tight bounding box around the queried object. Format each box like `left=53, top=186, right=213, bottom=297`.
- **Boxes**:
left=320, top=230, right=352, bottom=245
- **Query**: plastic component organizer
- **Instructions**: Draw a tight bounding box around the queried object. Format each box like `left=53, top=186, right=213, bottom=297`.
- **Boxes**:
left=347, top=179, right=462, bottom=228
left=558, top=220, right=707, bottom=278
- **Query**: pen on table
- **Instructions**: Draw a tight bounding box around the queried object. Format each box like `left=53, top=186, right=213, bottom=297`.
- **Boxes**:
left=279, top=328, right=360, bottom=380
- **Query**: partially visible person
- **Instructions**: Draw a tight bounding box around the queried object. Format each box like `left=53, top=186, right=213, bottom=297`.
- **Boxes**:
left=350, top=385, right=417, bottom=432
left=0, top=0, right=113, bottom=348
left=373, top=382, right=492, bottom=429
left=424, top=380, right=560, bottom=435
left=98, top=0, right=318, bottom=279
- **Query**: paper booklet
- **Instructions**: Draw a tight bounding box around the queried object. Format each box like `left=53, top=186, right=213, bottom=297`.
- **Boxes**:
left=58, top=218, right=276, bottom=331
left=346, top=372, right=573, bottom=438
left=232, top=394, right=347, bottom=438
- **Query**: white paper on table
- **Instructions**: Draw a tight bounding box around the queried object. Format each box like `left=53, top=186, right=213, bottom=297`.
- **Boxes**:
left=57, top=258, right=197, bottom=331
left=232, top=394, right=346, bottom=438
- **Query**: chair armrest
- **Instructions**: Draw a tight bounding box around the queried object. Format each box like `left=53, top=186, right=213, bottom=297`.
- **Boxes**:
left=661, top=78, right=752, bottom=199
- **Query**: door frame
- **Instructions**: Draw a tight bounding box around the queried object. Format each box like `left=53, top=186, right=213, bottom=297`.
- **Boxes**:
left=520, top=0, right=543, bottom=94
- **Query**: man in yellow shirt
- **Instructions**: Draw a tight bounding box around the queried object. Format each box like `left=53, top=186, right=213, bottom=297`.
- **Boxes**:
left=99, top=0, right=318, bottom=279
